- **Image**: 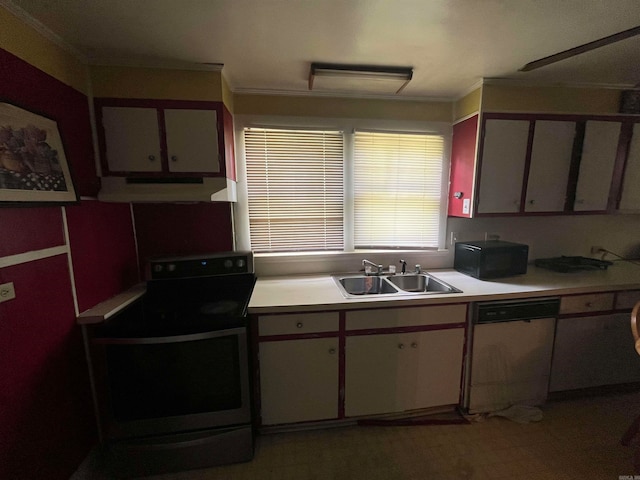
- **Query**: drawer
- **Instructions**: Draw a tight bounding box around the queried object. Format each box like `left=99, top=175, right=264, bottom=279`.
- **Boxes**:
left=259, top=312, right=339, bottom=336
left=346, top=304, right=467, bottom=330
left=615, top=290, right=640, bottom=310
left=560, top=293, right=614, bottom=315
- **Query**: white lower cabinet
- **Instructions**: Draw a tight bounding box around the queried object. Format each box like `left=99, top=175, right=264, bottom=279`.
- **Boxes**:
left=345, top=328, right=465, bottom=417
left=259, top=337, right=339, bottom=425
left=550, top=314, right=640, bottom=392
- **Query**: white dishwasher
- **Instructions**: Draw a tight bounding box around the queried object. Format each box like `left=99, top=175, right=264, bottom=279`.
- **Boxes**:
left=465, top=298, right=560, bottom=414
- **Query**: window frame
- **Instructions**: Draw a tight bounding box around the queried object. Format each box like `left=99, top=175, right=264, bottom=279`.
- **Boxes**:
left=233, top=114, right=452, bottom=268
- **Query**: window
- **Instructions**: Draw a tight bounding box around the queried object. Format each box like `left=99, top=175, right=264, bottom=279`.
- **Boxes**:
left=244, top=128, right=344, bottom=252
left=353, top=131, right=444, bottom=249
left=241, top=123, right=447, bottom=254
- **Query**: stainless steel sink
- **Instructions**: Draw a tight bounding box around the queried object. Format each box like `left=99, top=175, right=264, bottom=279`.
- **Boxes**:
left=333, top=273, right=461, bottom=298
left=336, top=276, right=399, bottom=296
left=386, top=274, right=461, bottom=294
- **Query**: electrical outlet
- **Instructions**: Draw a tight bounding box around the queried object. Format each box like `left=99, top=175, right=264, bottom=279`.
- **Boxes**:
left=590, top=246, right=604, bottom=254
left=450, top=232, right=458, bottom=246
left=0, top=282, right=15, bottom=304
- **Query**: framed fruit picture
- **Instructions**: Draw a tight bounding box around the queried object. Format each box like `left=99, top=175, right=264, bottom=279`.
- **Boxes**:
left=0, top=102, right=78, bottom=204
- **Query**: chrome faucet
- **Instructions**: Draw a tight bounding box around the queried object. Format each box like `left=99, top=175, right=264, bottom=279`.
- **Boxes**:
left=362, top=259, right=383, bottom=276
left=415, top=264, right=422, bottom=274
left=399, top=259, right=407, bottom=275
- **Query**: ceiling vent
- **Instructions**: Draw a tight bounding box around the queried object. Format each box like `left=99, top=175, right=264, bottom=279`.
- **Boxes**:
left=308, top=62, right=413, bottom=95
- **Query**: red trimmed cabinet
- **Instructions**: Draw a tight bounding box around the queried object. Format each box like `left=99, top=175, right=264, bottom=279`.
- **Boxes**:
left=94, top=98, right=235, bottom=179
left=255, top=304, right=467, bottom=427
left=449, top=113, right=640, bottom=217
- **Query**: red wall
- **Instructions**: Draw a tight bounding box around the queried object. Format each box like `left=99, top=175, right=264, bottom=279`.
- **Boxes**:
left=133, top=202, right=233, bottom=276
left=0, top=48, right=138, bottom=479
left=448, top=115, right=478, bottom=218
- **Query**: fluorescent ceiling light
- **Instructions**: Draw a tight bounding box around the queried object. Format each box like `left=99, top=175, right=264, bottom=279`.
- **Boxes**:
left=309, top=62, right=413, bottom=94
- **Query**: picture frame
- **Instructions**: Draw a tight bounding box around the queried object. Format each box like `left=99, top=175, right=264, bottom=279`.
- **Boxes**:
left=0, top=102, right=78, bottom=204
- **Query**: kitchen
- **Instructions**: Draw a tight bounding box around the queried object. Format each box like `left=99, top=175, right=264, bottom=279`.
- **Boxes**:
left=1, top=1, right=640, bottom=479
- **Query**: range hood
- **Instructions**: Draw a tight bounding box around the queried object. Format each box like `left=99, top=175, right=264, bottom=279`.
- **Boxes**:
left=97, top=177, right=237, bottom=203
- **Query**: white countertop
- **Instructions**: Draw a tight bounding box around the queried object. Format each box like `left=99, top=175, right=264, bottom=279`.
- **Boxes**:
left=248, top=262, right=640, bottom=314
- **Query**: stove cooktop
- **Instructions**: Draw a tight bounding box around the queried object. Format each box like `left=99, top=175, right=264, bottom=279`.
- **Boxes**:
left=534, top=256, right=613, bottom=273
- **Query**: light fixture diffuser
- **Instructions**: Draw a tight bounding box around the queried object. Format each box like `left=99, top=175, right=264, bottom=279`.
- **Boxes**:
left=309, top=63, right=413, bottom=94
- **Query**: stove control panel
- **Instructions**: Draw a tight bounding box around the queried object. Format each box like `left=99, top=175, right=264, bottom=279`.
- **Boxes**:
left=149, top=252, right=254, bottom=279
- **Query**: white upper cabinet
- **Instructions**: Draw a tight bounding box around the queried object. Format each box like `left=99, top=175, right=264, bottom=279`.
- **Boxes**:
left=97, top=100, right=229, bottom=177
left=165, top=109, right=220, bottom=173
left=619, top=123, right=640, bottom=211
left=477, top=119, right=529, bottom=214
left=574, top=121, right=621, bottom=211
left=525, top=121, right=575, bottom=212
left=102, top=107, right=162, bottom=173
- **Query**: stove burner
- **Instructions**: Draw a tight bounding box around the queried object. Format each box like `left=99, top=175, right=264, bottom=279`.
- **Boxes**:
left=535, top=256, right=613, bottom=273
left=199, top=300, right=240, bottom=316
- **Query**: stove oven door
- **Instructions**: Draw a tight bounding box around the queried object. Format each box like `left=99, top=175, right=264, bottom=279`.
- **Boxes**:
left=89, top=327, right=251, bottom=440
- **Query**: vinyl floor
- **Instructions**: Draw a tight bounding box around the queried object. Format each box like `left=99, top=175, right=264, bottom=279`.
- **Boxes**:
left=79, top=392, right=640, bottom=480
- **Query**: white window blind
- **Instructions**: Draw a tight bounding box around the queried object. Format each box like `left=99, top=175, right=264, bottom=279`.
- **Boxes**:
left=353, top=131, right=444, bottom=248
left=244, top=127, right=344, bottom=252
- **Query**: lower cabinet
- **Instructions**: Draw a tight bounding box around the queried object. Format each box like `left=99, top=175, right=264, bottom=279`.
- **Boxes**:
left=345, top=328, right=465, bottom=417
left=259, top=337, right=339, bottom=425
left=550, top=313, right=640, bottom=391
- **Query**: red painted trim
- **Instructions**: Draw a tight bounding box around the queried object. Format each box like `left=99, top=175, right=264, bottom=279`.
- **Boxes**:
left=157, top=108, right=169, bottom=172
left=474, top=209, right=608, bottom=217
left=344, top=301, right=468, bottom=313
left=338, top=312, right=346, bottom=419
left=564, top=122, right=585, bottom=211
left=94, top=98, right=221, bottom=110
left=346, top=322, right=466, bottom=336
left=560, top=290, right=616, bottom=298
left=458, top=304, right=470, bottom=405
left=609, top=122, right=634, bottom=210
left=519, top=121, right=536, bottom=212
left=559, top=310, right=626, bottom=319
left=472, top=117, right=487, bottom=215
left=258, top=331, right=339, bottom=342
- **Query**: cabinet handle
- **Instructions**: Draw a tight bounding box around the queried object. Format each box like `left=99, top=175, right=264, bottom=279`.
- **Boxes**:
left=296, top=322, right=303, bottom=328
left=585, top=302, right=593, bottom=308
left=148, top=155, right=156, bottom=161
left=328, top=348, right=336, bottom=355
left=171, top=155, right=178, bottom=162
left=398, top=343, right=405, bottom=349
left=528, top=199, right=535, bottom=205
left=411, top=342, right=418, bottom=349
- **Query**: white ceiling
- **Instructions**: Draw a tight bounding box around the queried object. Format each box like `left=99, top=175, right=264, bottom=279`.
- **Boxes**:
left=7, top=0, right=640, bottom=99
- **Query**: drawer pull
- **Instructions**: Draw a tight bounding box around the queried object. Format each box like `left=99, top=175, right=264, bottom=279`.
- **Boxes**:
left=585, top=302, right=593, bottom=308
left=296, top=322, right=304, bottom=328
left=328, top=348, right=336, bottom=355
left=148, top=155, right=156, bottom=161
left=398, top=343, right=405, bottom=350
left=411, top=342, right=418, bottom=348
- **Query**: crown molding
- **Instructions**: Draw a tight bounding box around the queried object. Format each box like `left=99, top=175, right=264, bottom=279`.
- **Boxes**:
left=453, top=80, right=485, bottom=101
left=89, top=58, right=224, bottom=72
left=0, top=0, right=87, bottom=62
left=482, top=77, right=636, bottom=91
left=232, top=87, right=453, bottom=103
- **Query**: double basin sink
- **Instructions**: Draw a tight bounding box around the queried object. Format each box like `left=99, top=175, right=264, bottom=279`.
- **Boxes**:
left=333, top=273, right=461, bottom=298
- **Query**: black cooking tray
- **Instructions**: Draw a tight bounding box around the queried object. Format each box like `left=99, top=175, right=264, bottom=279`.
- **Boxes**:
left=534, top=256, right=613, bottom=273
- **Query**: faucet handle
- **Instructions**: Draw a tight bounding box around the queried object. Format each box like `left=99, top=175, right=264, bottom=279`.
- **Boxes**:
left=415, top=264, right=422, bottom=274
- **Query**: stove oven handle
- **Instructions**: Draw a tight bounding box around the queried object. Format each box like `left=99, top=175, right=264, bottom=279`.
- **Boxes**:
left=92, top=327, right=246, bottom=345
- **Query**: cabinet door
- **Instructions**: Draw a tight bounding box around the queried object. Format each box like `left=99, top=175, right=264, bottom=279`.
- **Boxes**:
left=259, top=338, right=338, bottom=425
left=574, top=121, right=620, bottom=211
left=550, top=314, right=640, bottom=392
left=477, top=119, right=530, bottom=214
left=524, top=121, right=575, bottom=212
left=345, top=328, right=464, bottom=417
left=619, top=123, right=640, bottom=210
left=102, top=107, right=162, bottom=172
left=165, top=109, right=220, bottom=173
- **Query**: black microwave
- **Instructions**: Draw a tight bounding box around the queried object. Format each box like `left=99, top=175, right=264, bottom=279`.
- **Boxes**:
left=454, top=240, right=529, bottom=279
